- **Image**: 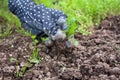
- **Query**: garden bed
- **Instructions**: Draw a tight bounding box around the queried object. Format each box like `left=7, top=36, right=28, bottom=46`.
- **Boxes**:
left=0, top=15, right=120, bottom=80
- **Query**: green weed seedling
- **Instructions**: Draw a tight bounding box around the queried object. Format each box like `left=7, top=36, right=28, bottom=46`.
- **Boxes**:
left=17, top=28, right=32, bottom=37
left=41, top=37, right=49, bottom=42
left=0, top=24, right=12, bottom=38
left=67, top=17, right=77, bottom=37
left=3, top=25, right=12, bottom=38
left=31, top=35, right=39, bottom=45
left=65, top=15, right=79, bottom=47
left=9, top=58, right=22, bottom=77
left=10, top=57, right=18, bottom=62
left=31, top=35, right=36, bottom=40
left=0, top=25, right=2, bottom=38
left=66, top=35, right=79, bottom=47
left=9, top=57, right=22, bottom=77
left=10, top=57, right=32, bottom=77
left=16, top=63, right=32, bottom=77
left=29, top=48, right=43, bottom=64
left=31, top=35, right=49, bottom=45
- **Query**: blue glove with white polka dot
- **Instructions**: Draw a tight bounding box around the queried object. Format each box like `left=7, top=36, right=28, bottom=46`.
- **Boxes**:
left=8, top=0, right=68, bottom=45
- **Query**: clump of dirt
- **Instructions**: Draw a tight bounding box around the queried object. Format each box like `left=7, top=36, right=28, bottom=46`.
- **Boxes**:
left=0, top=15, right=120, bottom=80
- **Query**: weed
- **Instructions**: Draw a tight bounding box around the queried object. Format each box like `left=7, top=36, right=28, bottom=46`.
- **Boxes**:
left=17, top=28, right=32, bottom=37
left=16, top=63, right=32, bottom=77
left=10, top=57, right=17, bottom=62
left=66, top=35, right=79, bottom=47
left=9, top=57, right=22, bottom=77
left=3, top=24, right=12, bottom=37
left=10, top=57, right=32, bottom=77
left=0, top=24, right=12, bottom=38
left=0, top=25, right=2, bottom=38
left=41, top=37, right=49, bottom=42
left=29, top=48, right=43, bottom=64
left=31, top=35, right=39, bottom=45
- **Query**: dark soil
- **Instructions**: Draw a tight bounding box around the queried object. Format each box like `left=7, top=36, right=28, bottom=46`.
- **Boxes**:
left=0, top=15, right=120, bottom=80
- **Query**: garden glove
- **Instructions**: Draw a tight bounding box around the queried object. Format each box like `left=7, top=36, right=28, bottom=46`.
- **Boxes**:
left=8, top=0, right=68, bottom=46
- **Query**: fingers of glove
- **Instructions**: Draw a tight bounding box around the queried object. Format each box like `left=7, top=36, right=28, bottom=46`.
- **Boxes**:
left=56, top=16, right=66, bottom=25
left=66, top=41, right=72, bottom=48
left=51, top=29, right=66, bottom=41
left=61, top=22, right=68, bottom=30
left=44, top=39, right=53, bottom=47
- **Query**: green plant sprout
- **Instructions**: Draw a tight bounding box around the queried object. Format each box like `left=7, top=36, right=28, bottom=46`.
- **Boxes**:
left=29, top=48, right=43, bottom=64
left=16, top=63, right=32, bottom=77
left=10, top=57, right=17, bottom=62
left=9, top=57, right=22, bottom=77
left=0, top=24, right=12, bottom=38
left=0, top=25, right=2, bottom=38
left=41, top=37, right=49, bottom=41
left=17, top=28, right=32, bottom=37
left=31, top=35, right=39, bottom=45
left=3, top=25, right=12, bottom=37
left=66, top=35, right=79, bottom=47
left=10, top=57, right=33, bottom=77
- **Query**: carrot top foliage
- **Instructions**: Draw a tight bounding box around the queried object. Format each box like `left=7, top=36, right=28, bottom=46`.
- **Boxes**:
left=0, top=0, right=120, bottom=36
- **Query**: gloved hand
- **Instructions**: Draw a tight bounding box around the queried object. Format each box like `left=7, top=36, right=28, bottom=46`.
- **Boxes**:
left=8, top=0, right=68, bottom=46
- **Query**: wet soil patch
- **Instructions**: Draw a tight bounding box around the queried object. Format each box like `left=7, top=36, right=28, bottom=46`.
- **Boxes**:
left=0, top=15, right=120, bottom=80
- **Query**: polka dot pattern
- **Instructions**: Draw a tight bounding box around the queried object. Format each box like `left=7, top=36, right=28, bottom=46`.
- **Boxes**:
left=8, top=0, right=67, bottom=37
